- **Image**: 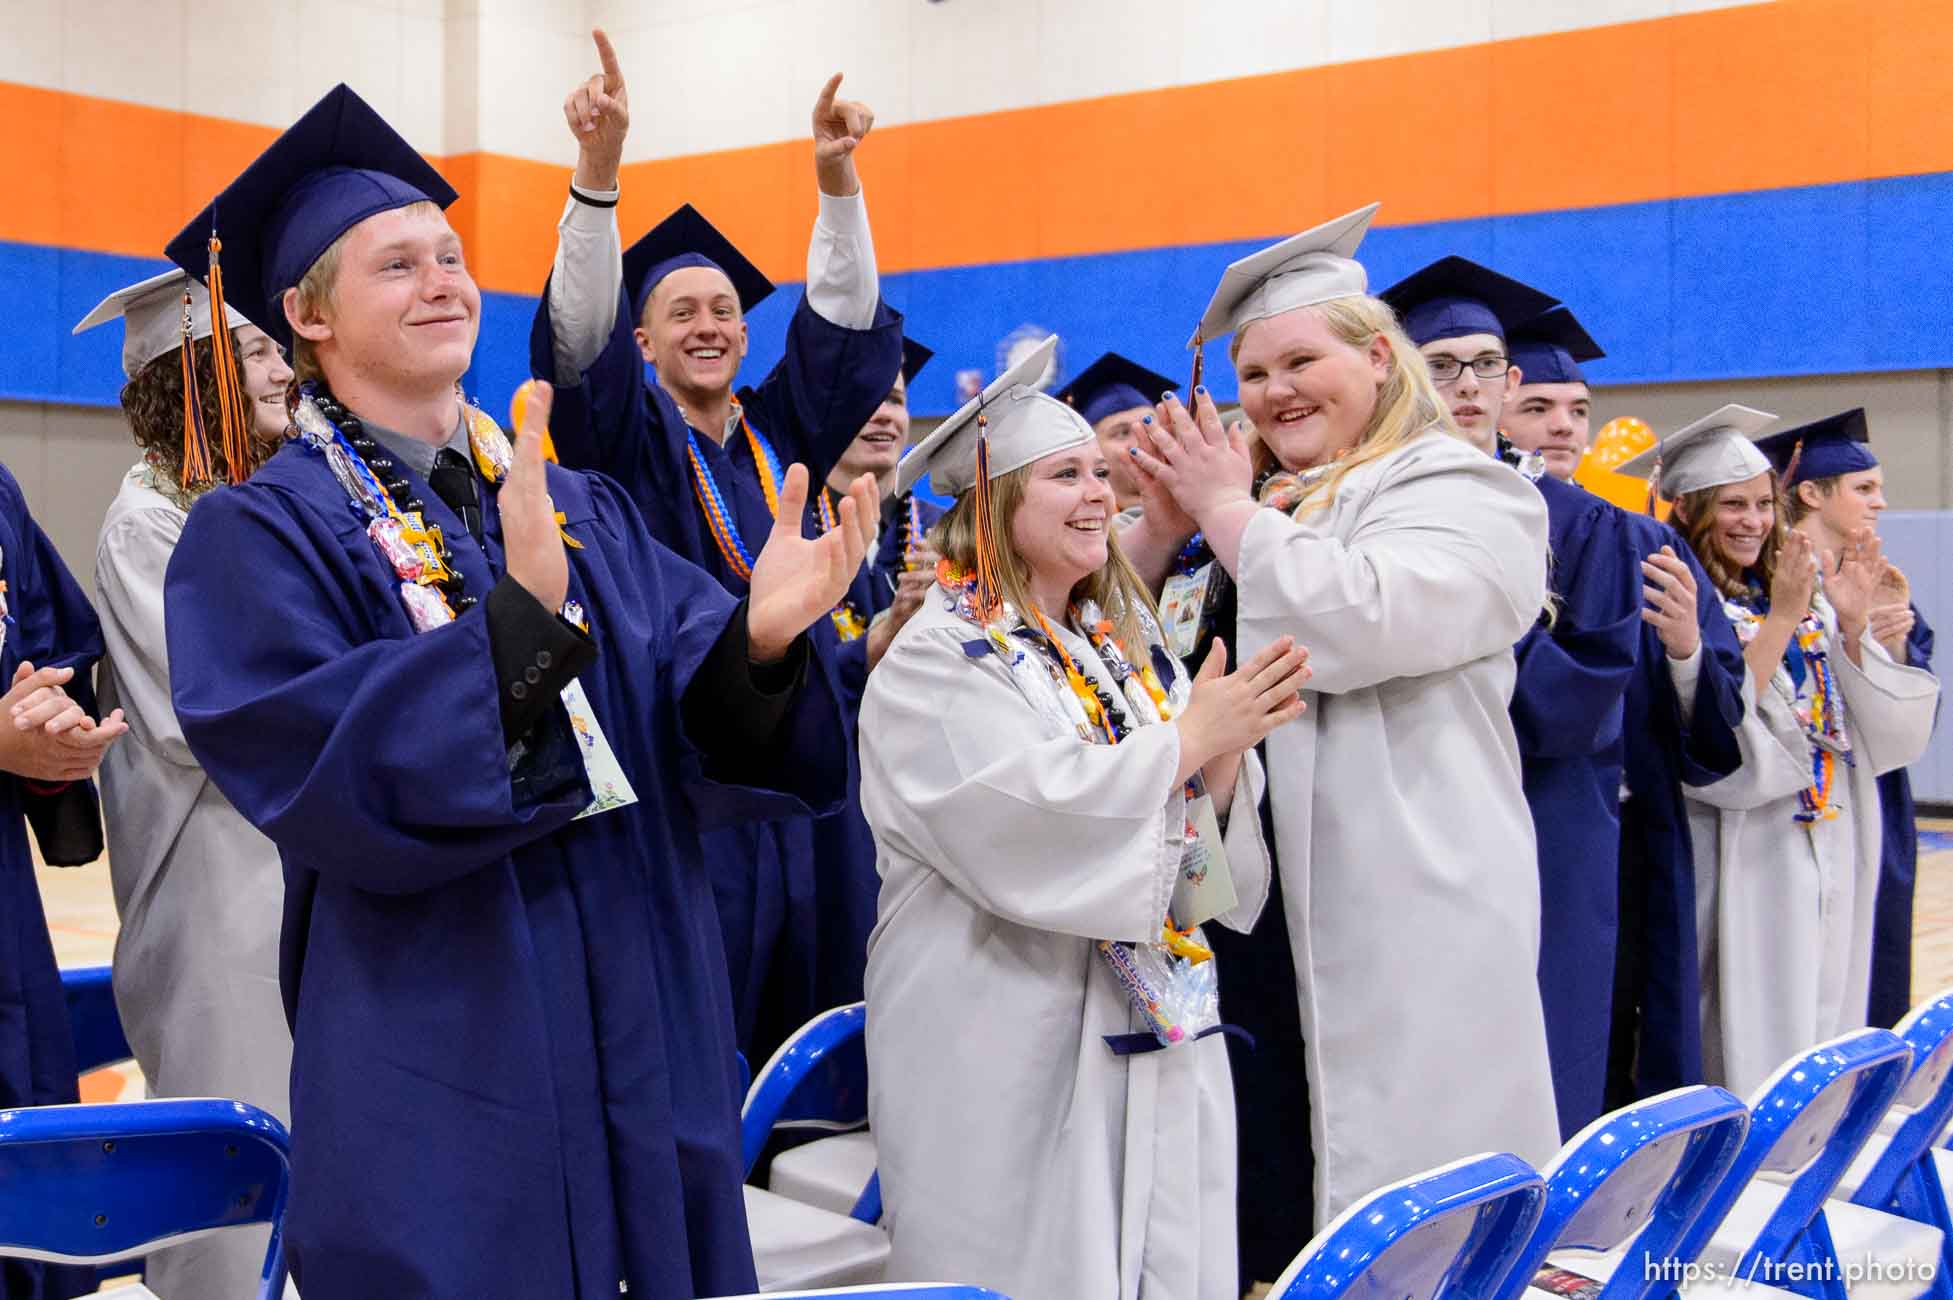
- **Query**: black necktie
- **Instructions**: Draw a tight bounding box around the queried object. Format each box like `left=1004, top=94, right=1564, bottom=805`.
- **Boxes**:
left=427, top=447, right=484, bottom=544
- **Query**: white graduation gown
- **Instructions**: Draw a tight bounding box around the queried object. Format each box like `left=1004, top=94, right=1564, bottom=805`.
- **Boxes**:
left=859, top=595, right=1271, bottom=1300
left=94, top=466, right=292, bottom=1299
left=1686, top=592, right=1939, bottom=1097
left=1230, top=432, right=1562, bottom=1225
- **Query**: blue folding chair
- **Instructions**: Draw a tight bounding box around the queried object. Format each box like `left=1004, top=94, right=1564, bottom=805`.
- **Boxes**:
left=1268, top=1152, right=1547, bottom=1298
left=740, top=1003, right=890, bottom=1291
left=1839, top=993, right=1953, bottom=1295
left=0, top=1098, right=290, bottom=1300
left=1490, top=1085, right=1749, bottom=1300
left=744, top=1000, right=879, bottom=1222
left=61, top=966, right=133, bottom=1075
left=1677, top=1028, right=1915, bottom=1300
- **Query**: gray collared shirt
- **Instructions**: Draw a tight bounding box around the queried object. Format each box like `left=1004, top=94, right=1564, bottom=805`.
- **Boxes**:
left=361, top=408, right=474, bottom=483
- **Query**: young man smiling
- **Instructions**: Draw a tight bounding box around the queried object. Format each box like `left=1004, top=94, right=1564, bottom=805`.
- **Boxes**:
left=162, top=84, right=878, bottom=1299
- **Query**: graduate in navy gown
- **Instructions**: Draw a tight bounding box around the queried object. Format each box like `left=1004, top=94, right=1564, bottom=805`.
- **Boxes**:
left=0, top=466, right=126, bottom=1300
left=1756, top=409, right=1938, bottom=1026
left=161, top=85, right=880, bottom=1300
left=533, top=35, right=903, bottom=1064
left=1380, top=264, right=1644, bottom=1137
left=1499, top=309, right=1749, bottom=1103
left=869, top=347, right=947, bottom=602
left=1056, top=351, right=1180, bottom=513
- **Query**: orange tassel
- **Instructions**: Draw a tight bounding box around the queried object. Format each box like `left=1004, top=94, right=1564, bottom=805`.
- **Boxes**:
left=204, top=236, right=254, bottom=484
left=971, top=417, right=1007, bottom=623
left=177, top=290, right=215, bottom=488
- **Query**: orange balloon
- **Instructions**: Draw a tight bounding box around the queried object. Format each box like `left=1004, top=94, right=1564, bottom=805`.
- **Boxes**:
left=1576, top=416, right=1669, bottom=521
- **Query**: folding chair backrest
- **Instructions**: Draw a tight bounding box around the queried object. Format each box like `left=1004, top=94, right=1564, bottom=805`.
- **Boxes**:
left=1271, top=1152, right=1546, bottom=1300
left=1852, top=992, right=1953, bottom=1210
left=742, top=1002, right=869, bottom=1176
left=61, top=966, right=133, bottom=1075
left=1493, top=1085, right=1749, bottom=1300
left=0, top=1099, right=289, bottom=1300
left=1676, top=1028, right=1911, bottom=1272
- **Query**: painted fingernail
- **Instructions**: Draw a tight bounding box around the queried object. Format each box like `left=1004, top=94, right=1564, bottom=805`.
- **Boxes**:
left=1127, top=447, right=1140, bottom=457
left=1142, top=415, right=1153, bottom=425
left=1194, top=385, right=1207, bottom=396
left=1161, top=391, right=1177, bottom=403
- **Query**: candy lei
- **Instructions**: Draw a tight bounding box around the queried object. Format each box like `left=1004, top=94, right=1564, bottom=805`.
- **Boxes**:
left=292, top=383, right=590, bottom=636
left=684, top=402, right=783, bottom=583
left=1723, top=594, right=1850, bottom=823
left=814, top=486, right=867, bottom=641
left=903, top=494, right=927, bottom=571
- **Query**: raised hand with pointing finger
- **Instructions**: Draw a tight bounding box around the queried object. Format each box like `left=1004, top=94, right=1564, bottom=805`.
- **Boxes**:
left=567, top=29, right=629, bottom=192
left=812, top=73, right=875, bottom=197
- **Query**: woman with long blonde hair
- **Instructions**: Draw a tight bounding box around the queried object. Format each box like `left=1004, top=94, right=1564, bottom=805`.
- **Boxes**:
left=1121, top=205, right=1561, bottom=1256
left=1621, top=409, right=1937, bottom=1096
left=858, top=337, right=1311, bottom=1300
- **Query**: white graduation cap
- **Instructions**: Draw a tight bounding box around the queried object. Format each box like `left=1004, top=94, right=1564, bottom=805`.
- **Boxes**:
left=895, top=335, right=1094, bottom=498
left=1615, top=404, right=1779, bottom=499
left=72, top=269, right=251, bottom=380
left=1188, top=202, right=1381, bottom=347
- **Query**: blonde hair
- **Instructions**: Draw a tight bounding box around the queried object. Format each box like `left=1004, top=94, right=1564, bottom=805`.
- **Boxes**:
left=287, top=199, right=443, bottom=386
left=1231, top=294, right=1458, bottom=516
left=933, top=461, right=1158, bottom=656
left=1671, top=473, right=1789, bottom=601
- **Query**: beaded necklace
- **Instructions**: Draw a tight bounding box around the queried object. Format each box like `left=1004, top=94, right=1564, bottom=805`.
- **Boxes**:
left=684, top=402, right=783, bottom=582
left=902, top=494, right=927, bottom=571
left=1723, top=587, right=1851, bottom=824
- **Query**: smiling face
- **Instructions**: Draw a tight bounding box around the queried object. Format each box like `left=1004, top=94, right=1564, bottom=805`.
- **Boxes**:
left=1704, top=471, right=1779, bottom=570
left=1009, top=443, right=1115, bottom=605
left=286, top=203, right=481, bottom=397
left=234, top=324, right=293, bottom=441
left=832, top=373, right=910, bottom=481
left=1417, top=332, right=1517, bottom=453
left=1798, top=466, right=1887, bottom=540
left=1233, top=307, right=1390, bottom=472
left=636, top=265, right=750, bottom=405
left=1502, top=382, right=1593, bottom=480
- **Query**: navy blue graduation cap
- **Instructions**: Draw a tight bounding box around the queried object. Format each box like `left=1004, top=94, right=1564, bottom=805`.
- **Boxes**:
left=1376, top=255, right=1560, bottom=346
left=1509, top=307, right=1604, bottom=386
left=1754, top=409, right=1876, bottom=486
left=1056, top=352, right=1177, bottom=426
left=164, top=84, right=456, bottom=351
left=624, top=204, right=775, bottom=329
left=901, top=337, right=934, bottom=383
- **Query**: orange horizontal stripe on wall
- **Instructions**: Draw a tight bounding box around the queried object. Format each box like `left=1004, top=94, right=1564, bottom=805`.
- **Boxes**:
left=5, top=0, right=1952, bottom=298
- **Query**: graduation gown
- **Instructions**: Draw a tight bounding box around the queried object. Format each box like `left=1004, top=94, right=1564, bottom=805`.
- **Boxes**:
left=532, top=284, right=901, bottom=1063
left=1870, top=607, right=1935, bottom=1027
left=871, top=491, right=945, bottom=582
left=0, top=461, right=104, bottom=1300
left=164, top=434, right=852, bottom=1300
left=859, top=593, right=1270, bottom=1300
left=1687, top=592, right=1939, bottom=1096
left=1230, top=432, right=1561, bottom=1225
left=1510, top=474, right=1642, bottom=1139
left=1610, top=515, right=1747, bottom=1101
left=93, top=466, right=290, bottom=1300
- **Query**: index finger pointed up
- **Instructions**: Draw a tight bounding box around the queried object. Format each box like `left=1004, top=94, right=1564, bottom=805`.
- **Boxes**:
left=814, top=72, right=843, bottom=118
left=514, top=380, right=553, bottom=486
left=593, top=29, right=623, bottom=92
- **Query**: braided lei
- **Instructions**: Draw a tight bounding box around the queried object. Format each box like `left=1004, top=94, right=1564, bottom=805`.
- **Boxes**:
left=684, top=402, right=783, bottom=584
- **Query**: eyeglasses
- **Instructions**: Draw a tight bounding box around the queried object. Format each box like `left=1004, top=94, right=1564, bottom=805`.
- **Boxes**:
left=1424, top=354, right=1510, bottom=383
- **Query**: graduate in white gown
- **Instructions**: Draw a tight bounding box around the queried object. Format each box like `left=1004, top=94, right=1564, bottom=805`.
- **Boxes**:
left=1620, top=407, right=1939, bottom=1095
left=75, top=270, right=297, bottom=1300
left=859, top=337, right=1308, bottom=1300
left=1121, top=204, right=1562, bottom=1228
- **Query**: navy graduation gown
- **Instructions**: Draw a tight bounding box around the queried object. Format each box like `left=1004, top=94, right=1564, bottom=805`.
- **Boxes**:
left=1510, top=475, right=1643, bottom=1139
left=531, top=281, right=902, bottom=1063
left=1611, top=514, right=1748, bottom=1101
left=871, top=491, right=946, bottom=583
left=0, top=462, right=102, bottom=1300
left=1870, top=607, right=1936, bottom=1026
left=165, top=438, right=851, bottom=1300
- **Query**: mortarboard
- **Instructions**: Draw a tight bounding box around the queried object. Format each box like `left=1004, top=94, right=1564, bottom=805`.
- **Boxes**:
left=895, top=335, right=1091, bottom=498
left=1616, top=404, right=1778, bottom=499
left=624, top=204, right=774, bottom=329
left=1189, top=203, right=1380, bottom=348
left=1753, top=409, right=1876, bottom=487
left=1376, top=255, right=1560, bottom=347
left=1509, top=307, right=1604, bottom=387
left=164, top=84, right=456, bottom=353
left=1055, top=352, right=1177, bottom=427
left=901, top=337, right=934, bottom=383
left=72, top=269, right=252, bottom=380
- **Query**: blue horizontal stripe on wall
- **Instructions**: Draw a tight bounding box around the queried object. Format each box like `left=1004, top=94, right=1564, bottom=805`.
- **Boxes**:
left=11, top=170, right=1953, bottom=420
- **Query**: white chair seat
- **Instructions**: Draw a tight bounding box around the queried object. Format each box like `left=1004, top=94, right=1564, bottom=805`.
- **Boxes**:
left=743, top=1185, right=890, bottom=1292
left=1539, top=1246, right=1807, bottom=1298
left=1697, top=1182, right=1942, bottom=1300
left=769, top=1132, right=879, bottom=1218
